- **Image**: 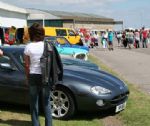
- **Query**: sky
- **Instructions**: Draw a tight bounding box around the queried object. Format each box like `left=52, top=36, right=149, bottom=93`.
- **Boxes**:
left=0, top=0, right=150, bottom=30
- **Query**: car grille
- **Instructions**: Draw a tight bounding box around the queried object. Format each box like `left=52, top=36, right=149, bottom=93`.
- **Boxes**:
left=75, top=54, right=85, bottom=60
left=110, top=92, right=129, bottom=104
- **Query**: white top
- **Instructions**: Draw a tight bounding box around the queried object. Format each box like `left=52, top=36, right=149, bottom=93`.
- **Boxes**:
left=24, top=41, right=44, bottom=74
left=134, top=32, right=140, bottom=40
left=104, top=32, right=108, bottom=39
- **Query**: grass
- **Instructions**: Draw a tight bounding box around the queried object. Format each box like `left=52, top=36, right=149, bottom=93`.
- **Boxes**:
left=89, top=55, right=150, bottom=126
left=119, top=83, right=150, bottom=126
left=0, top=109, right=102, bottom=126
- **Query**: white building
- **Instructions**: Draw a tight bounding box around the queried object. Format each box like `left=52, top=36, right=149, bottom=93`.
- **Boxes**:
left=0, top=1, right=28, bottom=28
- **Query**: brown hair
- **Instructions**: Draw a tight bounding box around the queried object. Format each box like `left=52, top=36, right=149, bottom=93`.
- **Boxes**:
left=28, top=23, right=45, bottom=42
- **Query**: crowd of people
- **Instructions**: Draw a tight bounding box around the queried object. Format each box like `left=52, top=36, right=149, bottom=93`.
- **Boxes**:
left=78, top=28, right=115, bottom=50
left=4, top=26, right=17, bottom=45
left=1, top=26, right=150, bottom=51
left=77, top=26, right=150, bottom=51
left=116, top=27, right=150, bottom=49
left=0, top=26, right=28, bottom=46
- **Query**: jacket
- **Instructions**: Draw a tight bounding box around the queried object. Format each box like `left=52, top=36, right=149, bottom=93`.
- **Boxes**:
left=40, top=40, right=63, bottom=89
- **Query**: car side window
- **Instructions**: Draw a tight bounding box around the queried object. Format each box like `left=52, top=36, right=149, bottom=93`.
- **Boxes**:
left=68, top=30, right=75, bottom=36
left=13, top=52, right=25, bottom=68
left=19, top=54, right=25, bottom=67
left=0, top=55, right=18, bottom=71
left=56, top=29, right=67, bottom=36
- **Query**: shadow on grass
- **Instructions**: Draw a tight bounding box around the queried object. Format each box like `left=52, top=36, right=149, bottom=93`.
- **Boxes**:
left=0, top=102, right=118, bottom=123
left=53, top=107, right=117, bottom=121
left=0, top=102, right=31, bottom=126
left=0, top=102, right=30, bottom=114
left=0, top=119, right=31, bottom=126
left=71, top=108, right=117, bottom=121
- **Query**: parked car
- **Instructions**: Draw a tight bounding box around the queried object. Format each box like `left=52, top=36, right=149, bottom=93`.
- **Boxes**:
left=45, top=36, right=89, bottom=60
left=44, top=27, right=82, bottom=45
left=61, top=55, right=99, bottom=70
left=0, top=46, right=129, bottom=120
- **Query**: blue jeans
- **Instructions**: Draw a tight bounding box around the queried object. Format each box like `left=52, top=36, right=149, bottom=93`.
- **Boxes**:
left=29, top=74, right=52, bottom=126
left=142, top=38, right=147, bottom=48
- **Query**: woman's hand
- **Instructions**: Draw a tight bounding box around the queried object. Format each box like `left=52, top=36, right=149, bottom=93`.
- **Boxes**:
left=0, top=49, right=3, bottom=56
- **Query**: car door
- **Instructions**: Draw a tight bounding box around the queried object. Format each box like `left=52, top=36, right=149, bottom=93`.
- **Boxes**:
left=67, top=29, right=77, bottom=44
left=0, top=54, right=29, bottom=105
left=56, top=37, right=75, bottom=55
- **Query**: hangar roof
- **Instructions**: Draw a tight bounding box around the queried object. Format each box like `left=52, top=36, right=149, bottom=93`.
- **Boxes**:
left=27, top=8, right=114, bottom=22
left=0, top=1, right=27, bottom=14
left=46, top=10, right=114, bottom=22
left=27, top=9, right=61, bottom=19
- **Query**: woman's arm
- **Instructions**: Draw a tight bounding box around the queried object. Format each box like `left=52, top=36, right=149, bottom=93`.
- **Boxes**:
left=0, top=49, right=3, bottom=56
left=24, top=54, right=30, bottom=80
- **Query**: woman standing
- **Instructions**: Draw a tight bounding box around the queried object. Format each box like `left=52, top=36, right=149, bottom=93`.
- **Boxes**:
left=24, top=23, right=52, bottom=126
left=134, top=29, right=140, bottom=48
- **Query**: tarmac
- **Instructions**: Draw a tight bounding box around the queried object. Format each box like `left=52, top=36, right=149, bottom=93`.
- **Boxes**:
left=90, top=43, right=150, bottom=94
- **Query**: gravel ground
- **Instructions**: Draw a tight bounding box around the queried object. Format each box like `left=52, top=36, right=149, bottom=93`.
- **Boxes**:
left=90, top=44, right=150, bottom=94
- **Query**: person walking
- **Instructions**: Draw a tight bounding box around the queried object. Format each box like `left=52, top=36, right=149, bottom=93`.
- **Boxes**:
left=126, top=29, right=134, bottom=49
left=122, top=31, right=127, bottom=48
left=134, top=29, right=140, bottom=48
left=108, top=30, right=114, bottom=50
left=116, top=31, right=122, bottom=47
left=4, top=26, right=16, bottom=45
left=141, top=27, right=148, bottom=48
left=24, top=23, right=52, bottom=126
left=93, top=31, right=99, bottom=47
left=102, top=31, right=108, bottom=49
left=147, top=30, right=150, bottom=44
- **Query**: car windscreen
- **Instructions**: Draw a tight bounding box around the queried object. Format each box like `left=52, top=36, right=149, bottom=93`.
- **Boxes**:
left=68, top=29, right=76, bottom=36
left=56, top=29, right=67, bottom=36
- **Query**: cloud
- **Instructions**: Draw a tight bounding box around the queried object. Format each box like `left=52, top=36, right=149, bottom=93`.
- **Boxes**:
left=1, top=0, right=125, bottom=7
left=16, top=0, right=125, bottom=3
left=0, top=0, right=127, bottom=16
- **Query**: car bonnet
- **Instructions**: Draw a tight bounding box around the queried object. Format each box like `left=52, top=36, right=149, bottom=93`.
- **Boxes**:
left=63, top=65, right=128, bottom=92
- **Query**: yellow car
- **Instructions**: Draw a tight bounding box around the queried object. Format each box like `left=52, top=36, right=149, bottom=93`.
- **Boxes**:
left=44, top=27, right=82, bottom=45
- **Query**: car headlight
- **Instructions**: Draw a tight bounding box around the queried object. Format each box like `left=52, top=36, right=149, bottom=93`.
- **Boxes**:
left=91, top=86, right=111, bottom=95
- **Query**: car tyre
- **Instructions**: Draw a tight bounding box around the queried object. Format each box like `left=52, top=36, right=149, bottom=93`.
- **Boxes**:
left=50, top=87, right=75, bottom=120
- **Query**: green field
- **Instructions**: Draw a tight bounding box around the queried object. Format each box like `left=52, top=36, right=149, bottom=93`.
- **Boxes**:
left=0, top=109, right=103, bottom=126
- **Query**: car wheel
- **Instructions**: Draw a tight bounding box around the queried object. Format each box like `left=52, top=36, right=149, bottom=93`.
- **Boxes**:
left=50, top=87, right=75, bottom=119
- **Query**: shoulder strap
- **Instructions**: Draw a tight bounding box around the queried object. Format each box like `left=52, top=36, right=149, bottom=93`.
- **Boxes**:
left=43, top=41, right=48, bottom=57
left=46, top=40, right=53, bottom=52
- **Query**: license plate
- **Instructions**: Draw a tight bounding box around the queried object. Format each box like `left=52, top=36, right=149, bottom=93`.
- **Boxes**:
left=115, top=102, right=126, bottom=113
